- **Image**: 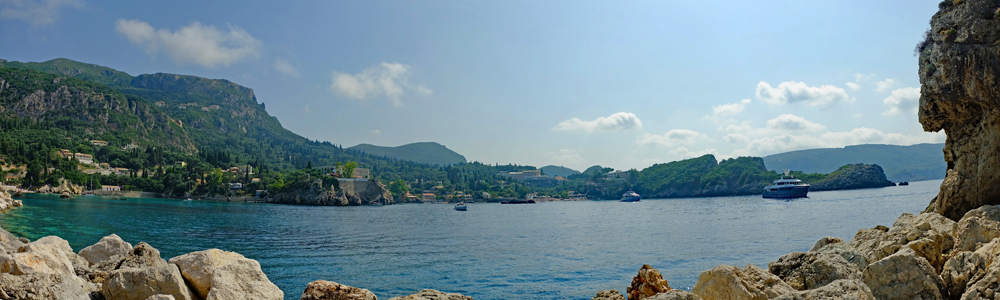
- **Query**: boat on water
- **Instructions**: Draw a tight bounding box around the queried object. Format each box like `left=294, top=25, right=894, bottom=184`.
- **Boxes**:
left=82, top=191, right=96, bottom=197
left=454, top=202, right=468, bottom=211
left=763, top=170, right=810, bottom=199
left=184, top=198, right=192, bottom=202
left=898, top=181, right=909, bottom=186
left=500, top=199, right=535, bottom=204
left=620, top=190, right=641, bottom=202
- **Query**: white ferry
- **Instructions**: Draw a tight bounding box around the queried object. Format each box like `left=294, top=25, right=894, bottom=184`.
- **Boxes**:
left=762, top=170, right=810, bottom=199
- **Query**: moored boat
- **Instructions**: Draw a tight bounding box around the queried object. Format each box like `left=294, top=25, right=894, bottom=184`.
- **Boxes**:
left=763, top=170, right=810, bottom=199
left=620, top=190, right=641, bottom=202
left=454, top=202, right=468, bottom=211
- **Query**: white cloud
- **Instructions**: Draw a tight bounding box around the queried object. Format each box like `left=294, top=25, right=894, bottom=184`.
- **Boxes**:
left=329, top=62, right=430, bottom=107
left=553, top=112, right=642, bottom=132
left=765, top=114, right=826, bottom=131
left=551, top=149, right=583, bottom=165
left=755, top=81, right=849, bottom=106
left=273, top=58, right=299, bottom=77
left=115, top=19, right=262, bottom=68
left=710, top=99, right=751, bottom=118
left=723, top=133, right=749, bottom=145
left=845, top=82, right=861, bottom=91
left=882, top=87, right=921, bottom=116
left=371, top=129, right=381, bottom=135
left=875, top=78, right=899, bottom=93
left=0, top=0, right=81, bottom=26
left=637, top=129, right=709, bottom=147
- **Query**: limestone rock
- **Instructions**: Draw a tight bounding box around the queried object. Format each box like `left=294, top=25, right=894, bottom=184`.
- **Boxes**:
left=169, top=249, right=282, bottom=300
left=0, top=190, right=22, bottom=211
left=808, top=237, right=842, bottom=252
left=0, top=272, right=96, bottom=300
left=645, top=290, right=701, bottom=300
left=387, top=289, right=473, bottom=300
left=691, top=264, right=794, bottom=300
left=918, top=0, right=1000, bottom=221
left=102, top=264, right=195, bottom=300
left=941, top=251, right=988, bottom=300
left=300, top=280, right=377, bottom=300
left=146, top=295, right=177, bottom=300
left=0, top=240, right=75, bottom=276
left=79, top=233, right=134, bottom=266
left=862, top=249, right=945, bottom=300
left=119, top=242, right=168, bottom=269
left=768, top=251, right=862, bottom=291
left=961, top=253, right=1000, bottom=300
left=849, top=212, right=954, bottom=271
left=953, top=205, right=1000, bottom=252
left=772, top=279, right=874, bottom=300
left=814, top=242, right=869, bottom=271
left=627, top=264, right=672, bottom=300
left=592, top=290, right=627, bottom=300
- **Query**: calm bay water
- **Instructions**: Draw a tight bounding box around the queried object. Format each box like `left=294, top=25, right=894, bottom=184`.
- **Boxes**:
left=0, top=180, right=940, bottom=299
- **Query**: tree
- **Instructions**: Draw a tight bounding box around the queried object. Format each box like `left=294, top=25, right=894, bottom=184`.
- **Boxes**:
left=343, top=161, right=357, bottom=178
left=388, top=179, right=409, bottom=196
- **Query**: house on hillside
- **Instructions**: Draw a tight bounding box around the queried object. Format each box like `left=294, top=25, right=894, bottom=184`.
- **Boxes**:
left=74, top=153, right=93, bottom=164
left=60, top=149, right=72, bottom=159
left=90, top=140, right=108, bottom=146
left=421, top=191, right=437, bottom=202
left=101, top=185, right=120, bottom=191
left=155, top=101, right=166, bottom=107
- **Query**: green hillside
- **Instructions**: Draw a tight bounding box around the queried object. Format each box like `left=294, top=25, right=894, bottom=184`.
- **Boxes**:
left=348, top=142, right=467, bottom=166
left=540, top=165, right=580, bottom=177
left=762, top=143, right=945, bottom=182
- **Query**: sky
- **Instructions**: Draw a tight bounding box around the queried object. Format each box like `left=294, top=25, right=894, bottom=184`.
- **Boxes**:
left=0, top=0, right=945, bottom=172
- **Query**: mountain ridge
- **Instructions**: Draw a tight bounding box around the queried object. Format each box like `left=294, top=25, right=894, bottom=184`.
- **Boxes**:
left=762, top=143, right=945, bottom=182
left=348, top=142, right=466, bottom=166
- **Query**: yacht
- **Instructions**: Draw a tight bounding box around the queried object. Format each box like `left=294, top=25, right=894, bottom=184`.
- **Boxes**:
left=620, top=190, right=641, bottom=202
left=763, top=170, right=810, bottom=198
left=454, top=202, right=468, bottom=211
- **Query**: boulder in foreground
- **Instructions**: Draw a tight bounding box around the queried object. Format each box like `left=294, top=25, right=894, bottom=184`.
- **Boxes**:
left=387, top=289, right=473, bottom=300
left=691, top=264, right=793, bottom=300
left=300, top=280, right=376, bottom=300
left=169, top=248, right=283, bottom=300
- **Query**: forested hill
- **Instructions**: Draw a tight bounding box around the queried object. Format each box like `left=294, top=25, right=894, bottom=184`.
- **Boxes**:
left=0, top=58, right=454, bottom=180
left=762, top=143, right=945, bottom=182
left=348, top=142, right=466, bottom=166
left=540, top=165, right=580, bottom=177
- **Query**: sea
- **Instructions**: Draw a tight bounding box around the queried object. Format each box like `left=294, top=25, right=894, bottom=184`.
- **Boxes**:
left=0, top=179, right=941, bottom=300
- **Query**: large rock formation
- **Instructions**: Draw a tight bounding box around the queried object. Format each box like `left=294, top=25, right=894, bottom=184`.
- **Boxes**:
left=918, top=0, right=1000, bottom=221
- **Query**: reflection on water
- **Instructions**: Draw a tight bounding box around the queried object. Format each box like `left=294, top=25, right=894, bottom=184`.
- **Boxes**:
left=0, top=180, right=941, bottom=300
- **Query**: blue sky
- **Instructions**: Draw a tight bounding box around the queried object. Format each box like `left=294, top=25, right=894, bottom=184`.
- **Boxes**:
left=0, top=0, right=944, bottom=172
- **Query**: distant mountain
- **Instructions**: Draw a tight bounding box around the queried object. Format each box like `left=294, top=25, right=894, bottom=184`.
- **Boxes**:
left=762, top=143, right=945, bottom=182
left=348, top=142, right=466, bottom=166
left=540, top=165, right=580, bottom=177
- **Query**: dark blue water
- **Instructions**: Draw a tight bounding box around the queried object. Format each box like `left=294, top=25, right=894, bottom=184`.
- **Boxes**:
left=0, top=180, right=940, bottom=299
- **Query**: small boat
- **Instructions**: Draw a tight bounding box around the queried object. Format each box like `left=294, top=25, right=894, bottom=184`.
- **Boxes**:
left=898, top=181, right=909, bottom=186
left=763, top=170, right=810, bottom=199
left=82, top=191, right=96, bottom=197
left=454, top=202, right=468, bottom=211
left=500, top=199, right=536, bottom=204
left=620, top=190, right=641, bottom=202
left=183, top=198, right=193, bottom=202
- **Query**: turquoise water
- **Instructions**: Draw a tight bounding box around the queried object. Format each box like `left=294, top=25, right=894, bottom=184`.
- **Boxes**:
left=0, top=180, right=940, bottom=299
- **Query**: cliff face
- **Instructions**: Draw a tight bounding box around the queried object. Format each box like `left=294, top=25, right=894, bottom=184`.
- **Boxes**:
left=917, top=0, right=1000, bottom=220
left=809, top=164, right=895, bottom=192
